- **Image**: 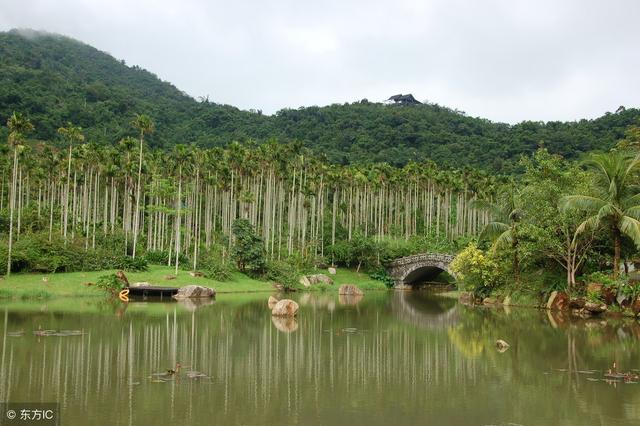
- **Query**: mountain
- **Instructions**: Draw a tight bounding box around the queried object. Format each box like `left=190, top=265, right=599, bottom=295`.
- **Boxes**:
left=0, top=29, right=638, bottom=173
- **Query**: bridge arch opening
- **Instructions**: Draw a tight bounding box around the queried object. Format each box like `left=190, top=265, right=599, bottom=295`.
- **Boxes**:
left=403, top=266, right=455, bottom=286
left=388, top=253, right=457, bottom=289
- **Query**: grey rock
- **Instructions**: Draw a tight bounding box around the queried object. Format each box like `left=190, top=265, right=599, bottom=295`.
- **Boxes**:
left=172, top=285, right=216, bottom=299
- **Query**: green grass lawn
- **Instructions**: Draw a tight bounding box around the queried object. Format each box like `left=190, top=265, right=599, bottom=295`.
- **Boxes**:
left=0, top=265, right=387, bottom=300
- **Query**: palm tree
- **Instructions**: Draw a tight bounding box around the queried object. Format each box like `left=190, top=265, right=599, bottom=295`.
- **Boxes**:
left=560, top=152, right=640, bottom=278
left=57, top=122, right=84, bottom=244
left=472, top=194, right=523, bottom=284
left=131, top=114, right=154, bottom=258
left=6, top=112, right=34, bottom=275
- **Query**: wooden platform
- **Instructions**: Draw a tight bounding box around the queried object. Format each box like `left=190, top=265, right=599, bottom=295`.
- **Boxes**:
left=127, top=285, right=180, bottom=299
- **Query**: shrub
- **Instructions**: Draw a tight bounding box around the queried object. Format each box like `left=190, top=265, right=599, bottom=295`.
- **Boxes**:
left=116, top=256, right=148, bottom=272
left=231, top=219, right=265, bottom=275
left=144, top=250, right=189, bottom=266
left=265, top=260, right=300, bottom=291
left=584, top=271, right=623, bottom=288
left=2, top=233, right=148, bottom=274
left=199, top=257, right=233, bottom=281
left=369, top=267, right=395, bottom=288
left=450, top=243, right=503, bottom=297
left=96, top=273, right=126, bottom=295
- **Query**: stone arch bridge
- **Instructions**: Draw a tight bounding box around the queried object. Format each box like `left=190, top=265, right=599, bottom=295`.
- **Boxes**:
left=388, top=253, right=456, bottom=289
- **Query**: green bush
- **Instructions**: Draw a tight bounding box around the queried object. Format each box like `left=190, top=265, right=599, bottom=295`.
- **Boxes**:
left=1, top=233, right=148, bottom=274
left=144, top=250, right=189, bottom=266
left=265, top=260, right=301, bottom=291
left=231, top=219, right=265, bottom=275
left=369, top=267, right=395, bottom=288
left=450, top=243, right=504, bottom=297
left=96, top=273, right=126, bottom=295
left=116, top=256, right=148, bottom=272
left=584, top=271, right=623, bottom=288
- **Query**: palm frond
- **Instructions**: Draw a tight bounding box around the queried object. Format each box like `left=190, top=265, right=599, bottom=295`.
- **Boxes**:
left=491, top=229, right=513, bottom=251
left=625, top=205, right=640, bottom=220
left=559, top=195, right=606, bottom=213
left=624, top=156, right=640, bottom=181
left=620, top=216, right=640, bottom=247
left=575, top=215, right=600, bottom=236
left=478, top=221, right=509, bottom=242
left=597, top=203, right=622, bottom=221
left=623, top=192, right=640, bottom=208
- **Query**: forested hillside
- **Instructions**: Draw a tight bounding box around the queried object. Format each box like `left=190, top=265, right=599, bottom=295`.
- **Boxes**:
left=1, top=29, right=638, bottom=173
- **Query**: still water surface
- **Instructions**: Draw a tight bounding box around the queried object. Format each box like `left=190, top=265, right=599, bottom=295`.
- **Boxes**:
left=0, top=291, right=639, bottom=425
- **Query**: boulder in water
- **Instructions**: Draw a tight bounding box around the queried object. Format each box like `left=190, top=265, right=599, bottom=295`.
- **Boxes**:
left=496, top=339, right=510, bottom=352
left=338, top=284, right=363, bottom=296
left=272, top=299, right=299, bottom=317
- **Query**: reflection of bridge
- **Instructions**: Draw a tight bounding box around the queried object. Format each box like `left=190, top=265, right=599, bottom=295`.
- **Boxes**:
left=391, top=291, right=459, bottom=329
left=388, top=253, right=456, bottom=289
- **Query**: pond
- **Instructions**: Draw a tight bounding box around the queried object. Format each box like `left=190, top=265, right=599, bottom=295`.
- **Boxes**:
left=0, top=291, right=639, bottom=425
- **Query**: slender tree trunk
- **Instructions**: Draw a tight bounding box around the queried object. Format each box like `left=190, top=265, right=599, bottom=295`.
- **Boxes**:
left=513, top=235, right=520, bottom=284
left=132, top=137, right=144, bottom=258
left=613, top=226, right=622, bottom=279
left=63, top=145, right=72, bottom=244
left=6, top=148, right=18, bottom=275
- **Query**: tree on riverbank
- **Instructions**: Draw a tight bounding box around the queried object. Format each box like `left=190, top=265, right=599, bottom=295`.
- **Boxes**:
left=560, top=152, right=640, bottom=278
left=518, top=150, right=596, bottom=288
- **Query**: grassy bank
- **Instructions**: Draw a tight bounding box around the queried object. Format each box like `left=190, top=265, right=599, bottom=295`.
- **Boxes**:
left=0, top=265, right=387, bottom=300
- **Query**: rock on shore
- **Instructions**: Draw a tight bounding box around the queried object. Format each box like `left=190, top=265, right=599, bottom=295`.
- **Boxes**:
left=172, top=285, right=216, bottom=299
left=299, top=274, right=334, bottom=288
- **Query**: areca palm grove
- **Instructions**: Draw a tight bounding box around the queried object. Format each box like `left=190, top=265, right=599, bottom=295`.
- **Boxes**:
left=6, top=112, right=34, bottom=275
left=0, top=115, right=492, bottom=273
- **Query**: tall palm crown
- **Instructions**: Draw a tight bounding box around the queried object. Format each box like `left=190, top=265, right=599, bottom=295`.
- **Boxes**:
left=7, top=112, right=34, bottom=145
left=560, top=152, right=640, bottom=278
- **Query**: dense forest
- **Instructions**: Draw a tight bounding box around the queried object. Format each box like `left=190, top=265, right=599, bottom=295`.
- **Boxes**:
left=3, top=29, right=640, bottom=309
left=1, top=29, right=639, bottom=173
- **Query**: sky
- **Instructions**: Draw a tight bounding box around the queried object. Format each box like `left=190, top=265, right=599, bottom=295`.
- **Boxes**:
left=0, top=0, right=638, bottom=123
